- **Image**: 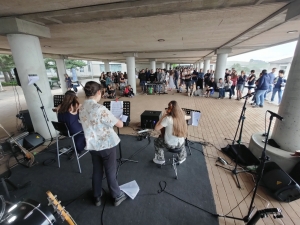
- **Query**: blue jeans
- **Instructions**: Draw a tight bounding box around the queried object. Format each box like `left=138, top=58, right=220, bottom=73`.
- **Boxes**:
left=140, top=81, right=146, bottom=92
left=264, top=84, right=273, bottom=98
left=174, top=78, right=178, bottom=89
left=255, top=90, right=267, bottom=106
left=219, top=88, right=225, bottom=98
left=271, top=87, right=282, bottom=104
left=185, top=81, right=191, bottom=91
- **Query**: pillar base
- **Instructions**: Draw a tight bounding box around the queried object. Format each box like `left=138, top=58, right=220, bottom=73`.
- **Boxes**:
left=249, top=132, right=300, bottom=173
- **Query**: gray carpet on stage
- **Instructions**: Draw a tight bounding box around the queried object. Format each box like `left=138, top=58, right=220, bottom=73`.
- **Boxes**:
left=1, top=135, right=218, bottom=225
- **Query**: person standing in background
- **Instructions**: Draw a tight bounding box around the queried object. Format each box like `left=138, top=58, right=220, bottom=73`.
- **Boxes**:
left=270, top=70, right=286, bottom=105
left=264, top=68, right=276, bottom=100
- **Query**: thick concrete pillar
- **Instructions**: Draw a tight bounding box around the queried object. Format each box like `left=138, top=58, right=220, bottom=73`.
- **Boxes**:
left=150, top=59, right=156, bottom=71
left=55, top=57, right=67, bottom=94
left=215, top=48, right=231, bottom=81
left=7, top=34, right=56, bottom=139
left=167, top=63, right=170, bottom=69
left=203, top=57, right=211, bottom=74
left=271, top=34, right=300, bottom=152
left=104, top=60, right=110, bottom=73
left=124, top=53, right=138, bottom=94
left=200, top=61, right=204, bottom=70
left=161, top=62, right=166, bottom=69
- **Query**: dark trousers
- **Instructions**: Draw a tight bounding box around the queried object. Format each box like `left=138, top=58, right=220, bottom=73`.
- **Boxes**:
left=225, top=88, right=232, bottom=97
left=90, top=146, right=121, bottom=199
left=231, top=85, right=236, bottom=95
left=174, top=78, right=178, bottom=89
left=197, top=78, right=203, bottom=89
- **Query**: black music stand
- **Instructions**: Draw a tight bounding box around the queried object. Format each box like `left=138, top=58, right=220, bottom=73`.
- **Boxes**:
left=103, top=101, right=138, bottom=175
left=182, top=108, right=201, bottom=156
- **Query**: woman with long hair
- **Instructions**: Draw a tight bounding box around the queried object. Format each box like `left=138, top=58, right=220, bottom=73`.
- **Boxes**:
left=57, top=90, right=85, bottom=155
left=153, top=100, right=188, bottom=165
left=79, top=81, right=127, bottom=207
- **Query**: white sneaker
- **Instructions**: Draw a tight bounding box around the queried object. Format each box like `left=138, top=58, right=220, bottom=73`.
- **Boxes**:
left=153, top=157, right=165, bottom=165
left=176, top=158, right=186, bottom=164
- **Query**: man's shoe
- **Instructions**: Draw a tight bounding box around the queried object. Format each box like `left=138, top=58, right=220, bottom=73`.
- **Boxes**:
left=153, top=157, right=165, bottom=165
left=252, top=105, right=259, bottom=108
left=94, top=196, right=101, bottom=206
left=114, top=191, right=127, bottom=207
left=259, top=105, right=263, bottom=108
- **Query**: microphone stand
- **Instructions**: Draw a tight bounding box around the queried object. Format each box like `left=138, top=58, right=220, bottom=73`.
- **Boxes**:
left=217, top=93, right=253, bottom=188
left=116, top=127, right=138, bottom=176
left=219, top=113, right=283, bottom=224
left=34, top=83, right=53, bottom=148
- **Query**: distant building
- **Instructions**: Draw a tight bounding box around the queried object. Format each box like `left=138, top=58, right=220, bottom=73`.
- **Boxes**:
left=268, top=57, right=293, bottom=78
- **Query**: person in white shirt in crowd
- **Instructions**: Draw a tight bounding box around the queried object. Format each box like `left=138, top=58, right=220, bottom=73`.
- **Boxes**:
left=79, top=81, right=127, bottom=207
left=217, top=78, right=225, bottom=99
left=264, top=68, right=276, bottom=100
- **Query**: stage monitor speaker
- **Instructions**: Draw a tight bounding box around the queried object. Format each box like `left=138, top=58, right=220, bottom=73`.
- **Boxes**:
left=19, top=110, right=34, bottom=132
left=141, top=110, right=162, bottom=129
left=258, top=161, right=300, bottom=202
left=23, top=133, right=45, bottom=150
left=13, top=67, right=21, bottom=86
left=221, top=144, right=260, bottom=166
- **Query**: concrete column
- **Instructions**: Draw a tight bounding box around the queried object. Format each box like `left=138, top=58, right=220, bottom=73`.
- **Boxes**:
left=55, top=57, right=67, bottom=94
left=215, top=48, right=231, bottom=80
left=161, top=62, right=166, bottom=69
left=7, top=34, right=56, bottom=139
left=150, top=59, right=156, bottom=71
left=104, top=60, right=110, bottom=73
left=271, top=34, right=300, bottom=152
left=200, top=61, right=204, bottom=70
left=167, top=63, right=170, bottom=69
left=124, top=53, right=138, bottom=94
left=203, top=57, right=211, bottom=74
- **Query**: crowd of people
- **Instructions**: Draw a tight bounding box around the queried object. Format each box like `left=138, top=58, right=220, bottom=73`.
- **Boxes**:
left=136, top=66, right=287, bottom=107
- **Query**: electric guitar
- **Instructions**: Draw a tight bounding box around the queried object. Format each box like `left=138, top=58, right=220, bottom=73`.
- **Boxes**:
left=0, top=123, right=35, bottom=167
left=46, top=191, right=77, bottom=225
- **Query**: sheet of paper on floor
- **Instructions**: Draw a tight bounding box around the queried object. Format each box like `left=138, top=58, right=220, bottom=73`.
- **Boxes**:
left=119, top=180, right=140, bottom=199
left=121, top=115, right=128, bottom=122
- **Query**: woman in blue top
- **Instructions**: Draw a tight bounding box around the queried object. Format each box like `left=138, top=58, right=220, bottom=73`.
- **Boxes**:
left=271, top=70, right=286, bottom=105
left=57, top=90, right=85, bottom=155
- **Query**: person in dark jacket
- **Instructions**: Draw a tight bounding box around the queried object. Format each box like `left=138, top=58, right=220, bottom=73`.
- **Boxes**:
left=270, top=70, right=286, bottom=105
left=253, top=70, right=270, bottom=108
left=204, top=78, right=217, bottom=98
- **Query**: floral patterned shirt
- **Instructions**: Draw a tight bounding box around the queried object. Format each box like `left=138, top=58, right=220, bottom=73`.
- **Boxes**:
left=79, top=99, right=120, bottom=151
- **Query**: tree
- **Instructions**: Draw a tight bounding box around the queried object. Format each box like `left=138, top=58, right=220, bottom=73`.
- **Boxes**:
left=0, top=55, right=15, bottom=82
left=65, top=60, right=86, bottom=69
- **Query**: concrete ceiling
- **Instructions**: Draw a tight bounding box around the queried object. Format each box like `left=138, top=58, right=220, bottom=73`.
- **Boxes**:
left=0, top=0, right=299, bottom=64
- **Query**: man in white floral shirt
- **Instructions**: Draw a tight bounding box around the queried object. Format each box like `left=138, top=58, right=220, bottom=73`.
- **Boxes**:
left=79, top=81, right=126, bottom=207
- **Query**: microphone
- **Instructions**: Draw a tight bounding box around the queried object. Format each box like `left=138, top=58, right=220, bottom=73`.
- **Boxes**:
left=267, top=110, right=284, bottom=121
left=34, top=83, right=42, bottom=93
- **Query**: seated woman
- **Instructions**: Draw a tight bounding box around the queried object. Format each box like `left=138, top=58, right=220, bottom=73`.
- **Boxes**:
left=153, top=100, right=187, bottom=165
left=57, top=90, right=85, bottom=156
left=204, top=78, right=217, bottom=98
left=107, top=84, right=116, bottom=99
left=124, top=85, right=134, bottom=97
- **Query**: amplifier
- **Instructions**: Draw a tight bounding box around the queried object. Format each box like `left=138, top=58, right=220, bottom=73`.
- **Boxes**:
left=141, top=110, right=162, bottom=129
left=258, top=161, right=300, bottom=202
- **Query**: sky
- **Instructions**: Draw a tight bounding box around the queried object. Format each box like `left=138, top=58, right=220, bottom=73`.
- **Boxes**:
left=228, top=41, right=298, bottom=62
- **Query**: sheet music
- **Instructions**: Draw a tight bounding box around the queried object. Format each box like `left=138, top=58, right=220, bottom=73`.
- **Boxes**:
left=121, top=115, right=128, bottom=122
left=191, top=111, right=201, bottom=126
left=110, top=101, right=123, bottom=119
left=120, top=180, right=140, bottom=200
left=28, top=74, right=39, bottom=85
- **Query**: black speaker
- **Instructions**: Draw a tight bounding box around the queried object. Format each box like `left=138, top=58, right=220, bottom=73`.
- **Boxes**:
left=221, top=144, right=260, bottom=166
left=23, top=133, right=45, bottom=150
left=19, top=110, right=34, bottom=132
left=13, top=67, right=21, bottom=86
left=141, top=110, right=162, bottom=129
left=258, top=161, right=300, bottom=202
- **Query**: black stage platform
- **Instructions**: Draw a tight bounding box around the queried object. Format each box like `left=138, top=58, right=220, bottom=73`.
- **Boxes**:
left=1, top=135, right=218, bottom=225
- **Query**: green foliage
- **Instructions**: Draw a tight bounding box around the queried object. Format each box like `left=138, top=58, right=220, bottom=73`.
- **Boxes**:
left=44, top=58, right=57, bottom=70
left=1, top=80, right=17, bottom=86
left=0, top=55, right=15, bottom=72
left=65, top=60, right=87, bottom=69
left=231, top=63, right=250, bottom=73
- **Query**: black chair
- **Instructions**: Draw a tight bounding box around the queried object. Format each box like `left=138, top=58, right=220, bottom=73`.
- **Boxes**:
left=159, top=147, right=183, bottom=179
left=51, top=121, right=88, bottom=173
